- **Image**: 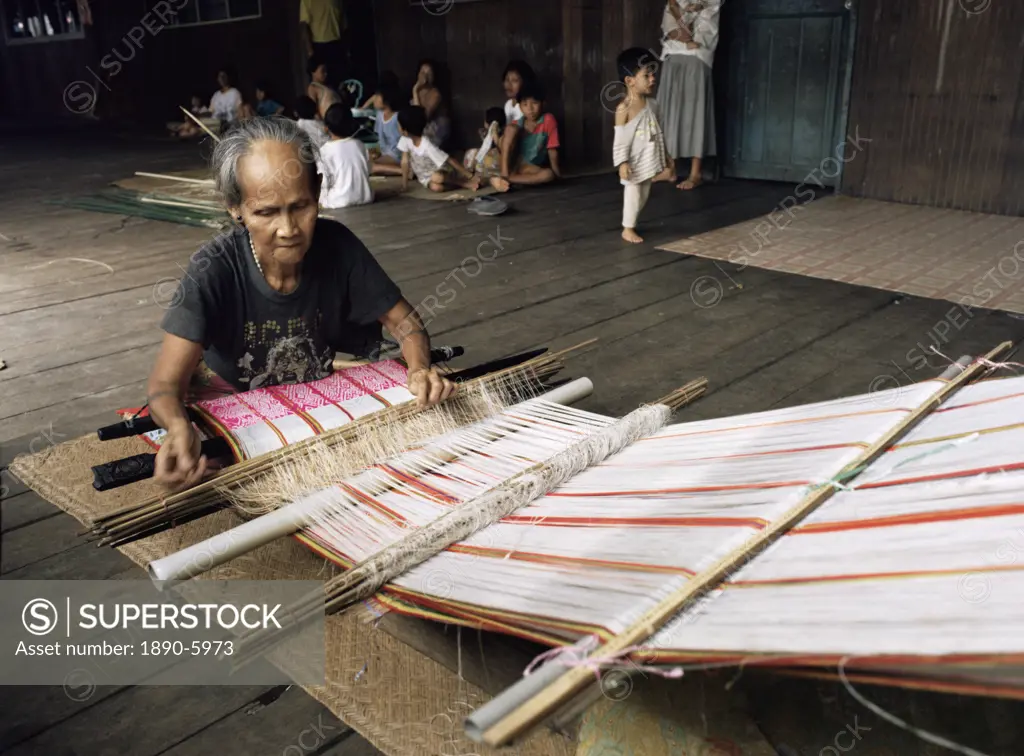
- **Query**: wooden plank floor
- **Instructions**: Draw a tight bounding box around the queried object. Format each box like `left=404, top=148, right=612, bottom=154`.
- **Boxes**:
left=3, top=130, right=1024, bottom=755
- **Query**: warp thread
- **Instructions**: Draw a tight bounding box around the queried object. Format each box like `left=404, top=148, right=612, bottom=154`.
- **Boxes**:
left=343, top=404, right=671, bottom=602
left=837, top=658, right=994, bottom=756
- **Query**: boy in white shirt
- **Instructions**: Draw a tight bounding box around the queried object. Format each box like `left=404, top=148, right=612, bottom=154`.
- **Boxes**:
left=397, top=106, right=480, bottom=193
left=318, top=104, right=373, bottom=209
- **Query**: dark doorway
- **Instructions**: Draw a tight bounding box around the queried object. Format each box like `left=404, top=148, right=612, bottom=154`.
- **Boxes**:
left=721, top=0, right=855, bottom=185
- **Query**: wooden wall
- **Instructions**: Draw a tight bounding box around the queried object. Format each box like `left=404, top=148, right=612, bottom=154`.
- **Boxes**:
left=0, top=0, right=304, bottom=125
left=840, top=0, right=1024, bottom=216
left=372, top=0, right=668, bottom=169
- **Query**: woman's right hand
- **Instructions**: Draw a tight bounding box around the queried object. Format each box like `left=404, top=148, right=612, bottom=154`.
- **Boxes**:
left=154, top=421, right=207, bottom=492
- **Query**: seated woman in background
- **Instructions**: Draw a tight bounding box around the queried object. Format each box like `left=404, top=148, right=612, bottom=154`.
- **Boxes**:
left=501, top=81, right=561, bottom=186
left=255, top=81, right=286, bottom=117
left=371, top=85, right=404, bottom=176
left=499, top=61, right=536, bottom=173
left=410, top=59, right=451, bottom=148
left=501, top=60, right=536, bottom=126
left=307, top=55, right=342, bottom=118
left=210, top=69, right=244, bottom=130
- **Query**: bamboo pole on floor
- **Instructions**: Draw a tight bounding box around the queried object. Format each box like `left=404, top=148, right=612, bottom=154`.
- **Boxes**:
left=135, top=171, right=216, bottom=185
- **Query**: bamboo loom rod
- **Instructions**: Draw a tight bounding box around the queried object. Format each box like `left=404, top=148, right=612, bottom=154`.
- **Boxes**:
left=473, top=340, right=1014, bottom=747
left=179, top=106, right=221, bottom=143
left=135, top=171, right=216, bottom=185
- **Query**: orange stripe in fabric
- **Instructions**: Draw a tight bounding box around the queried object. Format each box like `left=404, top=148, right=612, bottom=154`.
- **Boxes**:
left=501, top=515, right=768, bottom=529
left=794, top=503, right=1024, bottom=534
left=730, top=562, right=1024, bottom=588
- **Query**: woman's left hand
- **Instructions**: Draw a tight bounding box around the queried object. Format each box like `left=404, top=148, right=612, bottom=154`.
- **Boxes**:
left=407, top=367, right=456, bottom=407
left=685, top=41, right=700, bottom=49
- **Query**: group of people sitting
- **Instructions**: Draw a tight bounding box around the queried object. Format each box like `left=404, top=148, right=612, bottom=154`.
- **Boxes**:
left=170, top=56, right=565, bottom=211
left=356, top=59, right=561, bottom=196
left=170, top=68, right=288, bottom=140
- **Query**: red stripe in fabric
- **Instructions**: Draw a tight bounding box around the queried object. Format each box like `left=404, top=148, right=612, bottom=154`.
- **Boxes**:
left=549, top=481, right=808, bottom=497
left=730, top=563, right=1024, bottom=588
left=448, top=543, right=695, bottom=575
left=501, top=515, right=768, bottom=529
left=859, top=461, right=1024, bottom=489
left=376, top=464, right=460, bottom=505
left=304, top=382, right=356, bottom=422
left=338, top=482, right=408, bottom=525
left=266, top=386, right=323, bottom=434
left=793, top=503, right=1024, bottom=534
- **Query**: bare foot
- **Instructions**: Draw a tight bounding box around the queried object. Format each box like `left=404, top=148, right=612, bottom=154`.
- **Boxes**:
left=676, top=174, right=703, bottom=190
left=622, top=228, right=643, bottom=244
left=488, top=176, right=511, bottom=192
left=653, top=166, right=675, bottom=183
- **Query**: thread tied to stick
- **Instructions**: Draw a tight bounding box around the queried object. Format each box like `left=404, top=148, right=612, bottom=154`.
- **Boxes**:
left=523, top=634, right=684, bottom=683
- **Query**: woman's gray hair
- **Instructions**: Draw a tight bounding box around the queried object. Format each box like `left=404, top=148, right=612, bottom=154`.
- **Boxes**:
left=211, top=117, right=320, bottom=208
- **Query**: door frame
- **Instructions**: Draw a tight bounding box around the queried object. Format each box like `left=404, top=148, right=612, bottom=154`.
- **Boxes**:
left=834, top=0, right=857, bottom=193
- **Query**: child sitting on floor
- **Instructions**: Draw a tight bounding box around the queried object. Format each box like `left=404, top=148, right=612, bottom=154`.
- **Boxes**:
left=501, top=81, right=561, bottom=186
left=614, top=47, right=675, bottom=243
left=319, top=104, right=373, bottom=209
left=397, top=106, right=481, bottom=193
left=463, top=107, right=510, bottom=192
left=294, top=94, right=328, bottom=150
left=371, top=85, right=404, bottom=176
left=361, top=70, right=399, bottom=109
left=168, top=94, right=213, bottom=138
left=255, top=81, right=286, bottom=117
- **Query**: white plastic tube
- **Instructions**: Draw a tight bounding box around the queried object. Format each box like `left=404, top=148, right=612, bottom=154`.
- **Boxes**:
left=147, top=377, right=594, bottom=586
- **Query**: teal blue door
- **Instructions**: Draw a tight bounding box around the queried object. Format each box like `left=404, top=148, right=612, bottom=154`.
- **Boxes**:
left=723, top=0, right=854, bottom=185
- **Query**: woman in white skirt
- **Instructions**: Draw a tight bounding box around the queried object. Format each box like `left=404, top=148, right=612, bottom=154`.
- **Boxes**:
left=658, top=0, right=722, bottom=190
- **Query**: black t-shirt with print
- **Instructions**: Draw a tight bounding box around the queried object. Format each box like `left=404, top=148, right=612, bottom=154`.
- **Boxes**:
left=161, top=218, right=402, bottom=390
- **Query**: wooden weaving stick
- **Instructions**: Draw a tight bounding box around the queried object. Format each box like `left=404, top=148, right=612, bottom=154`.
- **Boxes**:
left=477, top=340, right=1014, bottom=747
left=134, top=171, right=216, bottom=186
left=179, top=105, right=221, bottom=143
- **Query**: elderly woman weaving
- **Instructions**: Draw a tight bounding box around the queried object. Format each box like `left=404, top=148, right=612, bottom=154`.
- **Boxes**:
left=147, top=117, right=454, bottom=491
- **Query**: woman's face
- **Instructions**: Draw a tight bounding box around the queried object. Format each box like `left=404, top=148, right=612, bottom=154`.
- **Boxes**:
left=418, top=64, right=434, bottom=84
left=233, top=140, right=319, bottom=268
left=217, top=71, right=229, bottom=89
left=313, top=64, right=327, bottom=83
left=504, top=71, right=522, bottom=99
